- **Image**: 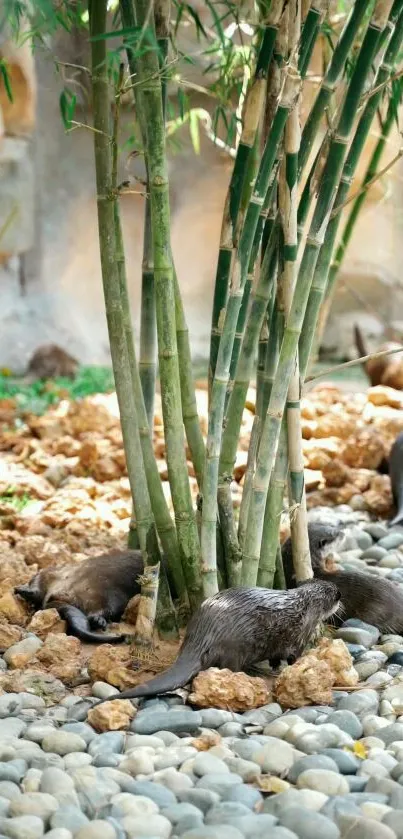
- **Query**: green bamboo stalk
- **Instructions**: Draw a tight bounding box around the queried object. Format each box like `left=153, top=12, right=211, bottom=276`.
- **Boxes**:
left=227, top=0, right=327, bottom=392
left=209, top=0, right=288, bottom=398
left=218, top=224, right=278, bottom=586
left=238, top=414, right=261, bottom=550
left=300, top=1, right=403, bottom=374
left=120, top=0, right=204, bottom=612
left=298, top=0, right=369, bottom=179
left=139, top=198, right=157, bottom=430
left=201, top=68, right=300, bottom=599
left=241, top=0, right=392, bottom=588
left=257, top=418, right=288, bottom=586
left=89, top=0, right=163, bottom=647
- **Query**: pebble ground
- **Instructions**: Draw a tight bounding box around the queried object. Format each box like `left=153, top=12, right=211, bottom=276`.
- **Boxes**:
left=2, top=507, right=403, bottom=838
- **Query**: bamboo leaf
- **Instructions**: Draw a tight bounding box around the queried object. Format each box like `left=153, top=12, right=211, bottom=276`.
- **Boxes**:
left=0, top=60, right=13, bottom=103
left=59, top=88, right=77, bottom=130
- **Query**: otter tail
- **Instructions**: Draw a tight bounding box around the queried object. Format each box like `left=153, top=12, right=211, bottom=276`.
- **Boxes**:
left=57, top=605, right=127, bottom=644
left=99, top=649, right=201, bottom=703
left=354, top=324, right=368, bottom=360
left=389, top=509, right=403, bottom=528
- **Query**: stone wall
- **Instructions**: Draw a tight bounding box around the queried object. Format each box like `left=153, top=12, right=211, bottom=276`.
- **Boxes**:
left=1, top=18, right=403, bottom=372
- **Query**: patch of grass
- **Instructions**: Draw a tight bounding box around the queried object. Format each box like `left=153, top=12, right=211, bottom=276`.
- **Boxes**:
left=0, top=488, right=32, bottom=512
left=0, top=366, right=115, bottom=416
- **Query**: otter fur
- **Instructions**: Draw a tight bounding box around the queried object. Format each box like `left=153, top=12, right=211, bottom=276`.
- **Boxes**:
left=282, top=522, right=403, bottom=634
left=15, top=549, right=148, bottom=643
left=354, top=325, right=403, bottom=389
left=94, top=579, right=341, bottom=703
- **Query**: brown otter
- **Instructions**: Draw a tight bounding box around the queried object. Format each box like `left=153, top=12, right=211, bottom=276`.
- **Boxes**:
left=93, top=579, right=341, bottom=703
left=354, top=325, right=403, bottom=390
left=26, top=344, right=79, bottom=380
left=388, top=432, right=403, bottom=527
left=15, top=549, right=148, bottom=643
left=282, top=522, right=403, bottom=633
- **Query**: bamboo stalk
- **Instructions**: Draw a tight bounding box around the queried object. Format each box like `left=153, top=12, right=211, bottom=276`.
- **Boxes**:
left=299, top=1, right=329, bottom=78
left=257, top=418, right=288, bottom=586
left=300, top=1, right=403, bottom=374
left=241, top=0, right=392, bottom=587
left=298, top=0, right=369, bottom=179
left=90, top=0, right=163, bottom=646
left=120, top=0, right=204, bottom=612
left=139, top=198, right=157, bottom=429
left=208, top=0, right=288, bottom=398
left=202, top=66, right=300, bottom=599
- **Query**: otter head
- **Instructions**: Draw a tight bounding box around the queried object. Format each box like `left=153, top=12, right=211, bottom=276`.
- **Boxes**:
left=300, top=578, right=342, bottom=620
left=308, top=522, right=346, bottom=572
left=15, top=570, right=46, bottom=608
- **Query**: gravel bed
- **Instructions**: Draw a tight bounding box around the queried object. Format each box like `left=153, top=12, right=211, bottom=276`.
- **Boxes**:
left=2, top=507, right=403, bottom=838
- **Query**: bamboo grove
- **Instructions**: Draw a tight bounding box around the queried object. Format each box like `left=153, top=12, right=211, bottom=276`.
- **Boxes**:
left=85, top=0, right=403, bottom=643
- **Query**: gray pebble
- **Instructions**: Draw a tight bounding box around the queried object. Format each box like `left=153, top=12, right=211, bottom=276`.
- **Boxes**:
left=252, top=738, right=294, bottom=774
left=0, top=815, right=45, bottom=839
left=120, top=814, right=172, bottom=837
left=338, top=690, right=379, bottom=717
left=0, top=766, right=21, bottom=786
left=341, top=620, right=380, bottom=645
left=181, top=828, right=244, bottom=839
left=64, top=755, right=92, bottom=771
left=355, top=660, right=383, bottom=680
left=50, top=806, right=89, bottom=834
left=236, top=815, right=282, bottom=838
left=44, top=830, right=72, bottom=839
left=41, top=732, right=86, bottom=756
left=335, top=628, right=374, bottom=647
left=0, top=799, right=9, bottom=818
left=93, top=754, right=121, bottom=769
left=383, top=810, right=403, bottom=838
left=242, top=705, right=282, bottom=726
left=232, top=739, right=264, bottom=762
left=223, top=756, right=260, bottom=782
left=269, top=831, right=299, bottom=839
left=39, top=768, right=78, bottom=806
left=362, top=546, right=388, bottom=561
left=60, top=724, right=96, bottom=746
left=296, top=769, right=349, bottom=796
left=152, top=732, right=179, bottom=746
left=363, top=524, right=389, bottom=540
left=221, top=783, right=262, bottom=810
left=377, top=723, right=403, bottom=745
left=378, top=532, right=403, bottom=550
left=0, top=720, right=26, bottom=739
left=9, top=792, right=59, bottom=822
left=336, top=818, right=396, bottom=839
left=25, top=725, right=56, bottom=744
left=29, top=754, right=65, bottom=772
left=196, top=773, right=242, bottom=797
left=66, top=702, right=96, bottom=723
left=74, top=822, right=117, bottom=839
left=0, top=784, right=22, bottom=802
left=263, top=790, right=305, bottom=817
left=279, top=806, right=340, bottom=839
left=193, top=754, right=229, bottom=777
left=88, top=733, right=123, bottom=756
left=132, top=710, right=202, bottom=735
left=126, top=781, right=177, bottom=808
left=0, top=696, right=23, bottom=720
left=90, top=683, right=119, bottom=701
left=320, top=749, right=359, bottom=774
left=346, top=776, right=367, bottom=792
left=199, top=711, right=235, bottom=729
left=217, top=723, right=244, bottom=737
left=163, top=803, right=202, bottom=824
left=178, top=790, right=220, bottom=814
left=204, top=802, right=252, bottom=823
left=325, top=710, right=363, bottom=739
left=288, top=755, right=339, bottom=784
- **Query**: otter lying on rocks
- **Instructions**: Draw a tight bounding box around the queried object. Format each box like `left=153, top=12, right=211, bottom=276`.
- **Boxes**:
left=282, top=522, right=403, bottom=633
left=93, top=579, right=341, bottom=703
left=15, top=549, right=149, bottom=643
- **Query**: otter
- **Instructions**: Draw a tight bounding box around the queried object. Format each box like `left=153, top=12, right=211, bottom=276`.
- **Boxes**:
left=388, top=432, right=403, bottom=527
left=354, top=325, right=403, bottom=389
left=282, top=522, right=403, bottom=633
left=15, top=549, right=149, bottom=643
left=93, top=579, right=341, bottom=703
left=26, top=344, right=79, bottom=381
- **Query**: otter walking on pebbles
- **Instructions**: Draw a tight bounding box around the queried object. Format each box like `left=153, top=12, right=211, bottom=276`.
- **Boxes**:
left=94, top=580, right=341, bottom=703
left=282, top=521, right=403, bottom=633
left=15, top=549, right=148, bottom=643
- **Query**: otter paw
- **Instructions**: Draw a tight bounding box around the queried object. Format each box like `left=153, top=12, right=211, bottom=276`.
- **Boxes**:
left=88, top=612, right=108, bottom=631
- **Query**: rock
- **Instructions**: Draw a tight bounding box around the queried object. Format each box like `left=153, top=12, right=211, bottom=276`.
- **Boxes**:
left=9, top=792, right=59, bottom=821
left=340, top=620, right=380, bottom=646
left=363, top=523, right=389, bottom=540
left=340, top=431, right=386, bottom=470
left=120, top=814, right=172, bottom=837
left=338, top=690, right=379, bottom=717
left=0, top=695, right=23, bottom=719
left=0, top=594, right=30, bottom=626
left=87, top=701, right=135, bottom=732
left=0, top=626, right=24, bottom=651
left=288, top=755, right=340, bottom=784
left=0, top=815, right=45, bottom=839
left=326, top=710, right=363, bottom=739
left=180, top=829, right=244, bottom=839
left=91, top=683, right=119, bottom=701
left=221, top=784, right=263, bottom=810
left=45, top=831, right=72, bottom=839
left=252, top=737, right=294, bottom=775
left=335, top=628, right=374, bottom=648
left=41, top=731, right=87, bottom=755
left=196, top=773, right=242, bottom=797
left=111, top=792, right=158, bottom=817
left=361, top=546, right=389, bottom=561
left=296, top=769, right=349, bottom=796
left=4, top=638, right=43, bottom=668
left=35, top=634, right=82, bottom=683
left=178, top=790, right=220, bottom=814
left=39, top=768, right=78, bottom=806
left=125, top=781, right=176, bottom=808
left=27, top=610, right=66, bottom=639
left=74, top=822, right=117, bottom=839
left=383, top=810, right=403, bottom=838
left=188, top=668, right=271, bottom=711
left=275, top=656, right=334, bottom=708
left=320, top=749, right=360, bottom=774
left=193, top=754, right=229, bottom=777
left=132, top=709, right=202, bottom=735
left=0, top=669, right=66, bottom=703
left=378, top=532, right=403, bottom=550
left=87, top=646, right=132, bottom=686
left=224, top=756, right=261, bottom=782
left=279, top=806, right=340, bottom=839
left=49, top=806, right=89, bottom=834
left=338, top=818, right=396, bottom=839
left=377, top=722, right=403, bottom=745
